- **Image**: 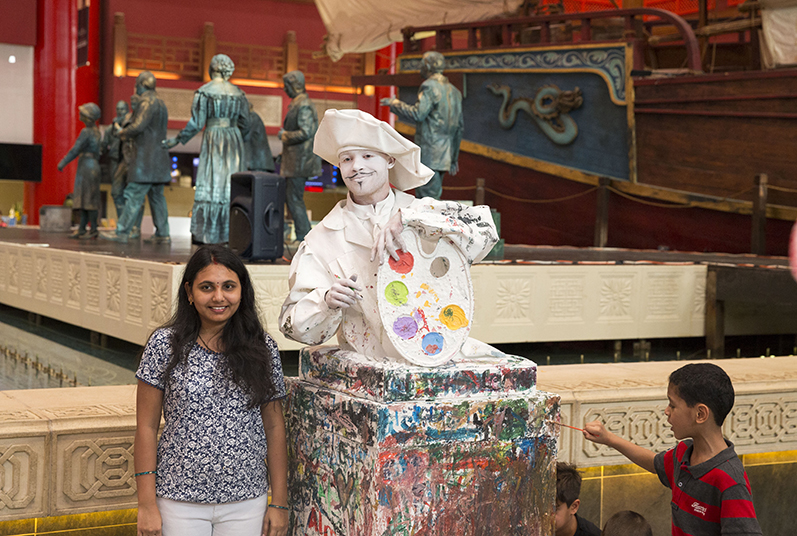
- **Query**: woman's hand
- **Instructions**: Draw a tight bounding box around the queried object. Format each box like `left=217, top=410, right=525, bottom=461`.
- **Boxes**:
left=161, top=138, right=179, bottom=149
left=370, top=212, right=405, bottom=264
left=137, top=502, right=162, bottom=536
left=262, top=506, right=289, bottom=536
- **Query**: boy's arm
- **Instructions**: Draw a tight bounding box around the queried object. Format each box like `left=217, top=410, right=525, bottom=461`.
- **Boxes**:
left=583, top=421, right=656, bottom=473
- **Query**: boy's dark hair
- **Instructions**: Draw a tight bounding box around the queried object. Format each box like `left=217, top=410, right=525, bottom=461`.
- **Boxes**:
left=556, top=462, right=582, bottom=507
left=669, top=363, right=734, bottom=426
left=602, top=510, right=652, bottom=536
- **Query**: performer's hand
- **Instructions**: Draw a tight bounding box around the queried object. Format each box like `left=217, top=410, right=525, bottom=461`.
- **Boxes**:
left=277, top=129, right=286, bottom=142
left=583, top=421, right=613, bottom=445
left=449, top=162, right=459, bottom=176
left=371, top=212, right=405, bottom=264
left=161, top=138, right=179, bottom=149
left=379, top=97, right=395, bottom=107
left=324, top=275, right=363, bottom=310
left=57, top=162, right=65, bottom=172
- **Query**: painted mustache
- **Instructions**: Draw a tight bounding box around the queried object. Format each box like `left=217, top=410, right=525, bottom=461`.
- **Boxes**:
left=345, top=170, right=375, bottom=180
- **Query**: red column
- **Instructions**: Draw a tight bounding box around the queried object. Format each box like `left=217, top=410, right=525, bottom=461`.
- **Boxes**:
left=25, top=0, right=76, bottom=225
left=75, top=1, right=101, bottom=134
left=374, top=42, right=403, bottom=123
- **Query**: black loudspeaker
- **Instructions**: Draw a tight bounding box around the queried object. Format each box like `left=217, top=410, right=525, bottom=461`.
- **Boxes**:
left=229, top=172, right=285, bottom=261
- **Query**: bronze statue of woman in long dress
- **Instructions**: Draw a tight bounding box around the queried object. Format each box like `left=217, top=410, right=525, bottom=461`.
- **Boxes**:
left=58, top=102, right=102, bottom=239
left=163, top=54, right=250, bottom=244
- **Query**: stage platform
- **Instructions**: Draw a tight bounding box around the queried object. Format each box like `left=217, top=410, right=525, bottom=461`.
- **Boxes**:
left=1, top=228, right=795, bottom=353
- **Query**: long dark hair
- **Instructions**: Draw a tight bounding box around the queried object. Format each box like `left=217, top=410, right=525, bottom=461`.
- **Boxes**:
left=161, top=245, right=277, bottom=407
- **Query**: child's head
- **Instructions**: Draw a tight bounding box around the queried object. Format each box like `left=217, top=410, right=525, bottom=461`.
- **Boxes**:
left=179, top=245, right=256, bottom=331
left=668, top=363, right=734, bottom=430
left=601, top=510, right=652, bottom=536
left=555, top=462, right=583, bottom=535
left=78, top=102, right=101, bottom=126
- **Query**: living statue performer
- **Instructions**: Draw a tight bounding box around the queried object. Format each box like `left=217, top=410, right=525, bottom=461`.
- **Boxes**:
left=244, top=102, right=275, bottom=172
left=380, top=51, right=463, bottom=200
left=279, top=109, right=498, bottom=363
left=58, top=102, right=102, bottom=239
left=101, top=100, right=130, bottom=220
left=279, top=70, right=322, bottom=243
left=101, top=71, right=171, bottom=243
left=163, top=54, right=250, bottom=244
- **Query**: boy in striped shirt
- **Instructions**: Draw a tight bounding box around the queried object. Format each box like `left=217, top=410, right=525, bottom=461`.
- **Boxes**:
left=583, top=363, right=761, bottom=535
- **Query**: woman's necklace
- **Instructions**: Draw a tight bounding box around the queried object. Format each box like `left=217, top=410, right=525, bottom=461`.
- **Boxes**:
left=198, top=332, right=217, bottom=352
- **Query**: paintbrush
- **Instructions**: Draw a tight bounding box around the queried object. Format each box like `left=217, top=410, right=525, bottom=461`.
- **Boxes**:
left=545, top=419, right=586, bottom=433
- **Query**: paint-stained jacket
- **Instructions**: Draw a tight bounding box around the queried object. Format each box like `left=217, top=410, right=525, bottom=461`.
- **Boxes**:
left=388, top=73, right=463, bottom=173
left=279, top=190, right=497, bottom=361
left=119, top=89, right=171, bottom=184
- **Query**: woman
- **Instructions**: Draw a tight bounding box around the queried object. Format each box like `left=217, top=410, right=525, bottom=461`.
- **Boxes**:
left=58, top=102, right=102, bottom=239
left=163, top=54, right=250, bottom=245
left=135, top=245, right=289, bottom=536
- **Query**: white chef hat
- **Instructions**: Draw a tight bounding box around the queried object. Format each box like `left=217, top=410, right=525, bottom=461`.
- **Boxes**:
left=313, top=109, right=434, bottom=191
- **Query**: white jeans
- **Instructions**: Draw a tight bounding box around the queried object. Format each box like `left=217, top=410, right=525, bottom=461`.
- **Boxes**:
left=157, top=494, right=268, bottom=536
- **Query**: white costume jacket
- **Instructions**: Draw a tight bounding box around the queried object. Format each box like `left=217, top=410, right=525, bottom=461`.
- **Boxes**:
left=279, top=190, right=498, bottom=361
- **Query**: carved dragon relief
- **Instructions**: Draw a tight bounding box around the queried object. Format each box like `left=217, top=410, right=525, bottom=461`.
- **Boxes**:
left=487, top=83, right=584, bottom=145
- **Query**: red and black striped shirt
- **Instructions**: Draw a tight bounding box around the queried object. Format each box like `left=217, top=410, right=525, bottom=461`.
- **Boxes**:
left=654, top=440, right=761, bottom=536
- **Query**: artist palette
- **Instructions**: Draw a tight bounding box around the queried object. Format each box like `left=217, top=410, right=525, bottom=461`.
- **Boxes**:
left=377, top=229, right=473, bottom=367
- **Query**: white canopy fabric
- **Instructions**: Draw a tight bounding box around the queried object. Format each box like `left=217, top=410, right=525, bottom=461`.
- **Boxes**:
left=315, top=0, right=525, bottom=61
left=760, top=0, right=797, bottom=67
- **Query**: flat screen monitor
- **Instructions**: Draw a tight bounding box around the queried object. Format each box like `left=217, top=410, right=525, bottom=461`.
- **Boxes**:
left=0, top=143, right=42, bottom=182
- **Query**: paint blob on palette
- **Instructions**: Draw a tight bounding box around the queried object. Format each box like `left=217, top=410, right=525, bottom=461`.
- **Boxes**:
left=378, top=229, right=473, bottom=366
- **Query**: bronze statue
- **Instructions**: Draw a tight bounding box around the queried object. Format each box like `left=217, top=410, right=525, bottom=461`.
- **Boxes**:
left=381, top=51, right=463, bottom=200
left=101, top=71, right=172, bottom=244
left=244, top=102, right=275, bottom=172
left=58, top=102, right=102, bottom=239
left=163, top=54, right=250, bottom=245
left=279, top=70, right=322, bottom=242
left=102, top=100, right=130, bottom=220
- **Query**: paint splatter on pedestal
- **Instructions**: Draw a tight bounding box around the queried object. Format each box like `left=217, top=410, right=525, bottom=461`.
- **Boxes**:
left=286, top=346, right=561, bottom=536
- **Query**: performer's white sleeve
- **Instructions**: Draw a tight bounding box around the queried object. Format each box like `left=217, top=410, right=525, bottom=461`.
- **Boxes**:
left=279, top=242, right=343, bottom=345
left=400, top=200, right=499, bottom=264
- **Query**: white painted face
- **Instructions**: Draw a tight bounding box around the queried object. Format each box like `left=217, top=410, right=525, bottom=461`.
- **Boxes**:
left=338, top=149, right=395, bottom=205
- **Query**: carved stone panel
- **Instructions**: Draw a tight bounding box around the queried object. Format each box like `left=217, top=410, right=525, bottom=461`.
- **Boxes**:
left=85, top=261, right=101, bottom=313
left=125, top=268, right=144, bottom=326
left=7, top=248, right=19, bottom=292
left=252, top=275, right=289, bottom=333
left=55, top=433, right=137, bottom=513
left=548, top=274, right=585, bottom=323
left=50, top=255, right=64, bottom=305
left=148, top=270, right=171, bottom=329
left=66, top=259, right=82, bottom=309
left=0, top=243, right=7, bottom=290
left=105, top=265, right=123, bottom=318
left=494, top=276, right=533, bottom=323
left=18, top=251, right=33, bottom=298
left=644, top=272, right=682, bottom=321
left=33, top=252, right=48, bottom=301
left=597, top=274, right=635, bottom=322
left=0, top=436, right=46, bottom=520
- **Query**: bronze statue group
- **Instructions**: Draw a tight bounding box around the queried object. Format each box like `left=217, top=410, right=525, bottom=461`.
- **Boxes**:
left=58, top=51, right=463, bottom=247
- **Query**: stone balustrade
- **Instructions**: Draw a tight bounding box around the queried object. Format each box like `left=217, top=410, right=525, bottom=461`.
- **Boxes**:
left=2, top=356, right=796, bottom=525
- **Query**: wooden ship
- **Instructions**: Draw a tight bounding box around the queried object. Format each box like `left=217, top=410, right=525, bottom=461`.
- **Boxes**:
left=354, top=1, right=797, bottom=256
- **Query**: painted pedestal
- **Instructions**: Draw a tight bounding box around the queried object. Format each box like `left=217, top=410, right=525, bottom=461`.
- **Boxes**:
left=286, top=347, right=561, bottom=536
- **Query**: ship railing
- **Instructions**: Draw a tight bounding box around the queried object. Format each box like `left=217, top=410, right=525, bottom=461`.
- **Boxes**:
left=401, top=8, right=702, bottom=73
